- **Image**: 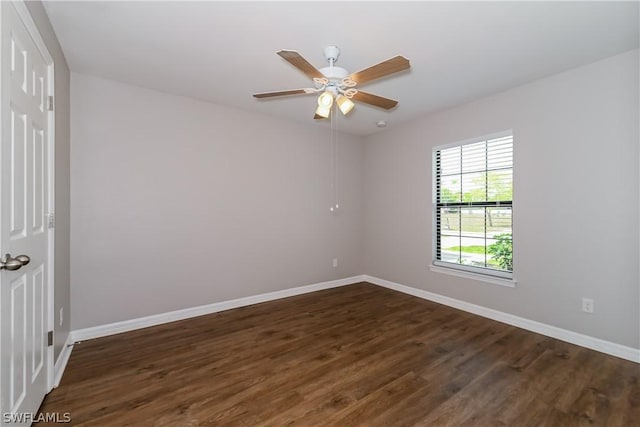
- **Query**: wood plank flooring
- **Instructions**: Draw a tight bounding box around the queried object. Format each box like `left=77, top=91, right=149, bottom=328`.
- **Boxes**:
left=37, top=283, right=639, bottom=426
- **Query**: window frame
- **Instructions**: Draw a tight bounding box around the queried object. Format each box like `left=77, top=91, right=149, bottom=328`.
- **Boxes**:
left=432, top=130, right=514, bottom=281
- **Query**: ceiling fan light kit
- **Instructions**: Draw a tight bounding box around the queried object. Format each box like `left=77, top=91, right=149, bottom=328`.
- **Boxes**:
left=336, top=94, right=354, bottom=115
left=253, top=45, right=410, bottom=120
left=315, top=90, right=333, bottom=117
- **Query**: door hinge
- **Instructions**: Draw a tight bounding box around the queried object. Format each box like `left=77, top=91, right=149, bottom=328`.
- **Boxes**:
left=48, top=213, right=55, bottom=229
left=47, top=331, right=53, bottom=346
left=47, top=95, right=54, bottom=111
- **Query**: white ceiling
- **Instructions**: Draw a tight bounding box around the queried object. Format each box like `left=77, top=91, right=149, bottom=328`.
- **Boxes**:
left=44, top=1, right=639, bottom=136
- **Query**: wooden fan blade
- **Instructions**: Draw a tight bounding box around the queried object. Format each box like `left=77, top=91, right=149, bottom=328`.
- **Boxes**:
left=351, top=91, right=398, bottom=110
left=314, top=113, right=327, bottom=120
left=253, top=89, right=312, bottom=99
left=277, top=50, right=325, bottom=80
left=348, top=56, right=410, bottom=85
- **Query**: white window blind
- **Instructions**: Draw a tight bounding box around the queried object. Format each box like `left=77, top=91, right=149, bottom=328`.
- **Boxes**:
left=434, top=134, right=513, bottom=278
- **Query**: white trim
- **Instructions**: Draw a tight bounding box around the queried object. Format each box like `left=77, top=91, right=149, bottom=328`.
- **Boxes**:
left=430, top=265, right=516, bottom=288
left=12, top=1, right=54, bottom=64
left=364, top=275, right=640, bottom=363
left=71, top=275, right=366, bottom=342
left=55, top=273, right=638, bottom=390
left=52, top=333, right=73, bottom=388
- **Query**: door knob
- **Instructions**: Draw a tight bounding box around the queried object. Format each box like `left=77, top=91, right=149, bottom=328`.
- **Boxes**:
left=1, top=254, right=30, bottom=271
left=15, top=255, right=30, bottom=266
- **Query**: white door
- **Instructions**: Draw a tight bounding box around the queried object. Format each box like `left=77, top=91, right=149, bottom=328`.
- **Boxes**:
left=0, top=1, right=52, bottom=424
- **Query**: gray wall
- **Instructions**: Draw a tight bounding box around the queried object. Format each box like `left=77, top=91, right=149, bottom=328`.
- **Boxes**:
left=364, top=50, right=639, bottom=348
left=25, top=1, right=71, bottom=362
left=69, top=50, right=638, bottom=350
left=70, top=73, right=365, bottom=329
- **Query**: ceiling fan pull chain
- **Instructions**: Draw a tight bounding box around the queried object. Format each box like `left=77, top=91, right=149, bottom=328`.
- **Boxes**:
left=330, top=103, right=339, bottom=215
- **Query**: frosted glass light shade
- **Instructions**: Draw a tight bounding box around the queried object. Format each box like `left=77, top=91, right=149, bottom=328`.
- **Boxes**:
left=336, top=95, right=354, bottom=115
left=315, top=105, right=331, bottom=118
left=317, top=91, right=334, bottom=108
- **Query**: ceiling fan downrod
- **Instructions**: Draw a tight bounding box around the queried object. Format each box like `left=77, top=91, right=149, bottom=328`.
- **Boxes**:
left=324, top=45, right=340, bottom=67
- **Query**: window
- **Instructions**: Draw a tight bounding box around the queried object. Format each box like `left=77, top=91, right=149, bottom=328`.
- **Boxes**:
left=433, top=133, right=513, bottom=279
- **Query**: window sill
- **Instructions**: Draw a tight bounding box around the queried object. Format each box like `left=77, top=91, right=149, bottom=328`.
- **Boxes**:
left=429, top=265, right=516, bottom=288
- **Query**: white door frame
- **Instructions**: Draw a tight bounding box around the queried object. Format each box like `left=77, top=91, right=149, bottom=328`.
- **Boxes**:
left=5, top=0, right=56, bottom=392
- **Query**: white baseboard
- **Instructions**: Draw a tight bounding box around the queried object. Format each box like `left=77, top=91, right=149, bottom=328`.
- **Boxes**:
left=364, top=275, right=640, bottom=363
left=68, top=274, right=638, bottom=364
left=71, top=275, right=366, bottom=343
left=53, top=333, right=74, bottom=387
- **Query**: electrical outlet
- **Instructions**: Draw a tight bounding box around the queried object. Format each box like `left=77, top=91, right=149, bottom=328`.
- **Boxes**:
left=332, top=258, right=338, bottom=268
left=59, top=307, right=64, bottom=326
left=582, top=298, right=594, bottom=313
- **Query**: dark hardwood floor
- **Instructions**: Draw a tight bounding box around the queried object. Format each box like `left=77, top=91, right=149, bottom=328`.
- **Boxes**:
left=37, top=283, right=639, bottom=426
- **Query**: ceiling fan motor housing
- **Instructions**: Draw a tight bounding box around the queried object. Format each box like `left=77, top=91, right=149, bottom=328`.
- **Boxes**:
left=319, top=66, right=349, bottom=83
left=319, top=45, right=348, bottom=87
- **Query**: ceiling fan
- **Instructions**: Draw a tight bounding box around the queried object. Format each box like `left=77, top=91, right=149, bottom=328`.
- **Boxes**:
left=253, top=46, right=410, bottom=119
